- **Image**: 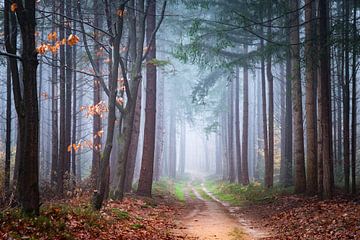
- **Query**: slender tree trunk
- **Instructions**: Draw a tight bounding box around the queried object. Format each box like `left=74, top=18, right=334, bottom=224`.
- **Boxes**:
left=351, top=0, right=357, bottom=194
left=319, top=0, right=333, bottom=199
left=92, top=3, right=124, bottom=209
left=58, top=0, right=66, bottom=196
left=228, top=80, right=235, bottom=182
left=71, top=16, right=78, bottom=185
left=242, top=45, right=249, bottom=185
left=137, top=0, right=157, bottom=196
left=4, top=61, right=11, bottom=198
left=91, top=0, right=102, bottom=187
left=50, top=1, right=58, bottom=186
left=290, top=0, right=306, bottom=193
left=305, top=0, right=318, bottom=195
left=343, top=0, right=351, bottom=193
left=235, top=66, right=242, bottom=182
left=266, top=4, right=274, bottom=188
left=64, top=0, right=73, bottom=177
left=154, top=75, right=165, bottom=181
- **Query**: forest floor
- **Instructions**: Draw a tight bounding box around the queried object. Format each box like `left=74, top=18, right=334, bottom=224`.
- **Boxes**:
left=1, top=179, right=360, bottom=239
left=175, top=176, right=360, bottom=240
left=0, top=186, right=188, bottom=240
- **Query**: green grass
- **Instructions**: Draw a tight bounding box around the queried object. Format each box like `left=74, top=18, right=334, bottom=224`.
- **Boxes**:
left=193, top=185, right=212, bottom=201
left=205, top=180, right=293, bottom=206
left=152, top=178, right=186, bottom=202
left=111, top=209, right=130, bottom=220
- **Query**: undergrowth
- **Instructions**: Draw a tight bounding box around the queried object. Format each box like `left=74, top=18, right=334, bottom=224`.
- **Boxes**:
left=205, top=180, right=293, bottom=206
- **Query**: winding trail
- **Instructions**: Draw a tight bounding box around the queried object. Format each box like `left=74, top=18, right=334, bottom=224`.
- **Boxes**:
left=176, top=181, right=269, bottom=240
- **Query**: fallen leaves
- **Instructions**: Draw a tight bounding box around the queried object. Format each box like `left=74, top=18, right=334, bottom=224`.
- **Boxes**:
left=244, top=195, right=360, bottom=240
left=0, top=196, right=186, bottom=239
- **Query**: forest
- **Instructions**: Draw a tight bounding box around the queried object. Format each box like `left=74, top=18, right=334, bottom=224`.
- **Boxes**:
left=0, top=0, right=359, bottom=239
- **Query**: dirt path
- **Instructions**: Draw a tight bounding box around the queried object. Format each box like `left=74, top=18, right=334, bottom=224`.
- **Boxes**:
left=177, top=183, right=269, bottom=240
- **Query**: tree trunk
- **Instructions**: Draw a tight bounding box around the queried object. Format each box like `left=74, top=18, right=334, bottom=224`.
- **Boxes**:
left=10, top=0, right=40, bottom=215
left=305, top=0, right=318, bottom=195
left=92, top=3, right=124, bottom=209
left=290, top=0, right=306, bottom=194
left=58, top=0, right=66, bottom=196
left=91, top=0, right=102, bottom=187
left=242, top=45, right=249, bottom=185
left=235, top=66, right=242, bottom=183
left=319, top=0, right=333, bottom=199
left=137, top=0, right=157, bottom=197
left=50, top=1, right=58, bottom=186
left=351, top=0, right=357, bottom=194
left=343, top=0, right=351, bottom=193
left=5, top=61, right=11, bottom=198
left=228, top=80, right=235, bottom=182
left=266, top=5, right=274, bottom=188
left=179, top=121, right=186, bottom=175
left=124, top=86, right=142, bottom=192
left=154, top=75, right=165, bottom=181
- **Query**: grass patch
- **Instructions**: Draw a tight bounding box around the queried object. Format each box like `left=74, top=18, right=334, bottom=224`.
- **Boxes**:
left=153, top=178, right=186, bottom=202
left=205, top=180, right=293, bottom=206
left=194, top=185, right=212, bottom=201
left=174, top=182, right=186, bottom=202
left=111, top=209, right=130, bottom=220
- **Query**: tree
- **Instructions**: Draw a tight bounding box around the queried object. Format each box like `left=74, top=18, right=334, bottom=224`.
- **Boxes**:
left=5, top=0, right=40, bottom=215
left=137, top=0, right=158, bottom=197
left=289, top=0, right=306, bottom=193
left=305, top=0, right=318, bottom=195
left=241, top=45, right=249, bottom=185
left=318, top=0, right=333, bottom=199
left=235, top=66, right=242, bottom=183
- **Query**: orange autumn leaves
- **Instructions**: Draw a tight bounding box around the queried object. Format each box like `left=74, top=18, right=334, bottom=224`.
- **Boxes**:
left=37, top=32, right=79, bottom=55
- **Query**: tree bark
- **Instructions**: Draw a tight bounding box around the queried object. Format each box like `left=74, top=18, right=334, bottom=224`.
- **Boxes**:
left=305, top=0, right=318, bottom=195
left=235, top=66, right=242, bottom=183
left=137, top=0, right=157, bottom=197
left=124, top=86, right=142, bottom=192
left=242, top=45, right=249, bottom=185
left=319, top=0, right=333, bottom=199
left=290, top=0, right=306, bottom=194
left=91, top=0, right=102, bottom=187
left=58, top=0, right=66, bottom=196
left=351, top=0, right=357, bottom=194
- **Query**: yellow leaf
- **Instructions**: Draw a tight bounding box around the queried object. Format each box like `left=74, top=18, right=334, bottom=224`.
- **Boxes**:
left=67, top=34, right=79, bottom=46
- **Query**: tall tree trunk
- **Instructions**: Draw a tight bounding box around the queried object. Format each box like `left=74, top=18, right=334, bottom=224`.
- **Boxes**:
left=343, top=0, right=351, bottom=193
left=290, top=0, right=306, bottom=194
left=4, top=61, right=11, bottom=198
left=305, top=0, right=318, bottom=195
left=91, top=0, right=102, bottom=187
left=65, top=0, right=73, bottom=177
left=260, top=18, right=270, bottom=187
left=50, top=1, right=58, bottom=186
left=7, top=0, right=40, bottom=215
left=228, top=80, right=235, bottom=182
left=351, top=0, right=357, bottom=194
left=242, top=45, right=249, bottom=185
left=154, top=75, right=165, bottom=181
left=58, top=0, right=66, bottom=196
left=235, top=66, right=242, bottom=182
left=71, top=15, right=78, bottom=185
left=92, top=3, right=124, bottom=209
left=266, top=4, right=274, bottom=188
left=137, top=0, right=157, bottom=197
left=319, top=0, right=333, bottom=199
